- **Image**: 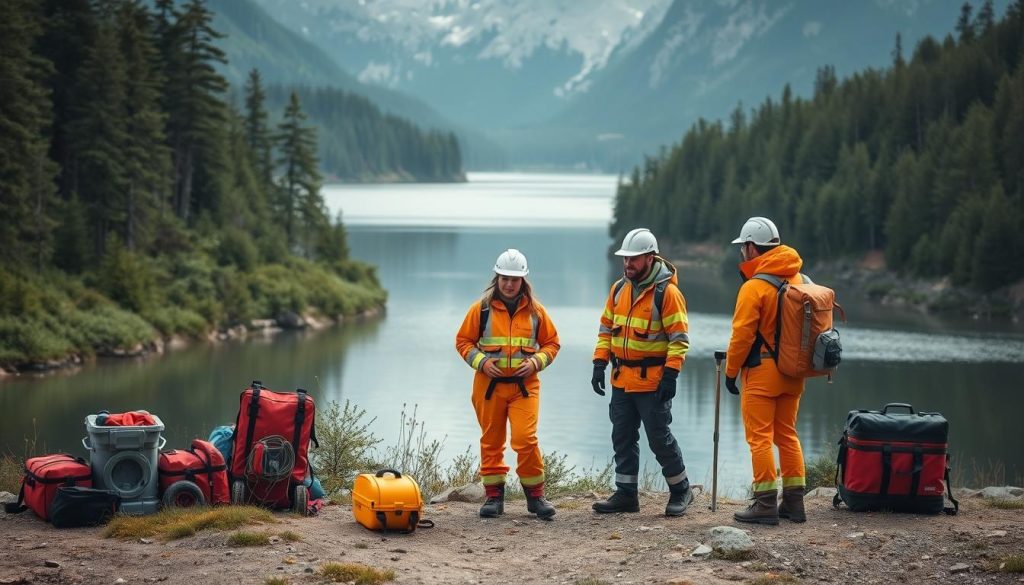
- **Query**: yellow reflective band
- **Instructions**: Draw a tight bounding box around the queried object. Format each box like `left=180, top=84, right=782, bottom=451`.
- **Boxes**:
left=603, top=309, right=613, bottom=320
left=611, top=314, right=663, bottom=331
left=667, top=341, right=689, bottom=358
left=481, top=474, right=506, bottom=486
left=479, top=336, right=505, bottom=346
left=519, top=473, right=545, bottom=487
left=782, top=476, right=806, bottom=488
left=753, top=479, right=779, bottom=492
left=626, top=339, right=669, bottom=352
left=470, top=353, right=486, bottom=370
left=662, top=311, right=688, bottom=327
left=509, top=337, right=536, bottom=347
left=495, top=358, right=526, bottom=368
left=536, top=352, right=550, bottom=368
left=480, top=336, right=536, bottom=347
left=595, top=339, right=611, bottom=350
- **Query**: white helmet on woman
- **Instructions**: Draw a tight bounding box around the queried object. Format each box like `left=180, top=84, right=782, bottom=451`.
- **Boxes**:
left=494, top=249, right=529, bottom=277
left=731, top=217, right=781, bottom=246
left=615, top=228, right=659, bottom=257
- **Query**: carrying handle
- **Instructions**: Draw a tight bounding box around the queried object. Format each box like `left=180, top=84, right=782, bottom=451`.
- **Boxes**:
left=157, top=436, right=167, bottom=449
left=375, top=469, right=402, bottom=478
left=881, top=403, right=915, bottom=414
left=81, top=436, right=92, bottom=451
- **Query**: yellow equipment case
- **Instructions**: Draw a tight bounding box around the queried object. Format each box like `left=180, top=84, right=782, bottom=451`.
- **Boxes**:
left=352, top=469, right=430, bottom=533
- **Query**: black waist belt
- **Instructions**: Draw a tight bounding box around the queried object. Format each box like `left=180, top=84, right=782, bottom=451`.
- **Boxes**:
left=610, top=356, right=666, bottom=380
left=486, top=377, right=528, bottom=399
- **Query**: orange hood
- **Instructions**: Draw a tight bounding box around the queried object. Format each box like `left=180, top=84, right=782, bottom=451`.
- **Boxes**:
left=739, top=245, right=803, bottom=280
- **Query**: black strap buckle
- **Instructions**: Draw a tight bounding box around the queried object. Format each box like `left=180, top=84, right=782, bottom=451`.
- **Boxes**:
left=485, top=377, right=528, bottom=399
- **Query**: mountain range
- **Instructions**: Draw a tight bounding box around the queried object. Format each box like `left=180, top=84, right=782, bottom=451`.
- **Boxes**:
left=216, top=0, right=1012, bottom=171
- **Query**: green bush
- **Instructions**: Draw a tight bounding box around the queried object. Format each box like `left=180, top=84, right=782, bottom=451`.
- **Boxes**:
left=144, top=306, right=208, bottom=337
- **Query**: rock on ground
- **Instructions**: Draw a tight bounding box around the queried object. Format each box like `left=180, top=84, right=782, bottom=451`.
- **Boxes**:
left=708, top=526, right=754, bottom=554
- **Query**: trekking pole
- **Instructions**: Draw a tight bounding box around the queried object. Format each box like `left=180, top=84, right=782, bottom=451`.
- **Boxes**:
left=711, top=350, right=726, bottom=512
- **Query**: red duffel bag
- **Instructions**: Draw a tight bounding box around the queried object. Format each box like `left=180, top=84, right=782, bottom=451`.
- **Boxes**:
left=158, top=439, right=229, bottom=507
left=4, top=454, right=93, bottom=521
left=230, top=380, right=317, bottom=510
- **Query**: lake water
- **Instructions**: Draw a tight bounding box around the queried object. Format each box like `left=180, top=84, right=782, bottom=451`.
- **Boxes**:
left=3, top=172, right=1023, bottom=494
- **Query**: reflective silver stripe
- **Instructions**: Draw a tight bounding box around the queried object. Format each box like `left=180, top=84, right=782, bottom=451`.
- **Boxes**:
left=531, top=313, right=539, bottom=348
left=668, top=332, right=689, bottom=344
left=665, top=471, right=688, bottom=486
left=599, top=325, right=614, bottom=335
left=615, top=473, right=639, bottom=484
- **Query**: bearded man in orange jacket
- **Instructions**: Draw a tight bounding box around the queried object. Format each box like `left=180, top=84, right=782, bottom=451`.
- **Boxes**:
left=590, top=228, right=694, bottom=517
left=725, top=217, right=808, bottom=526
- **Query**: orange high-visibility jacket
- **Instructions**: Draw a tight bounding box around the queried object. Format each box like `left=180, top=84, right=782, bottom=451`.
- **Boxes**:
left=456, top=295, right=560, bottom=393
left=592, top=258, right=690, bottom=392
left=725, top=245, right=806, bottom=394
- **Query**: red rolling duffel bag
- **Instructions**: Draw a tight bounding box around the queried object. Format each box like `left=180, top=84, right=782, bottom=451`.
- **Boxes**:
left=834, top=403, right=958, bottom=515
left=230, top=380, right=317, bottom=509
left=4, top=454, right=93, bottom=521
left=158, top=439, right=229, bottom=506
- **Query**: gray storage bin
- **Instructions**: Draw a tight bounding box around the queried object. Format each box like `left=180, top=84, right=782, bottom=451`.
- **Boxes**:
left=83, top=412, right=165, bottom=515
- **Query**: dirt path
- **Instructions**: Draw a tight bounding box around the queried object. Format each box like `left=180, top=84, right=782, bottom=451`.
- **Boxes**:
left=2, top=491, right=1022, bottom=585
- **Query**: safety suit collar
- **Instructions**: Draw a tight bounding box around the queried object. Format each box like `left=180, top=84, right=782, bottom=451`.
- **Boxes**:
left=491, top=293, right=528, bottom=313
left=628, top=256, right=678, bottom=302
left=739, top=245, right=803, bottom=280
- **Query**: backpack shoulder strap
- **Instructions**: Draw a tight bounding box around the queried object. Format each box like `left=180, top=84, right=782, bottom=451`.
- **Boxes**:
left=751, top=273, right=786, bottom=289
left=653, top=281, right=667, bottom=317
left=478, top=299, right=490, bottom=339
left=612, top=278, right=627, bottom=304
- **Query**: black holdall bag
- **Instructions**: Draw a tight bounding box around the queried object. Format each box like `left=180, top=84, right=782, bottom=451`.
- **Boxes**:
left=48, top=486, right=121, bottom=528
left=834, top=403, right=959, bottom=515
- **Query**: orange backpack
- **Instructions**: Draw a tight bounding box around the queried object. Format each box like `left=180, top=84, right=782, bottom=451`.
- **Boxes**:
left=752, top=273, right=845, bottom=379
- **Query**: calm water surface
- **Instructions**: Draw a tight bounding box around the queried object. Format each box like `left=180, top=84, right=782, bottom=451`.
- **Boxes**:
left=3, top=173, right=1023, bottom=493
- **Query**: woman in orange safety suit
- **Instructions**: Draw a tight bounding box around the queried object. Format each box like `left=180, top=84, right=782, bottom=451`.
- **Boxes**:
left=455, top=249, right=560, bottom=520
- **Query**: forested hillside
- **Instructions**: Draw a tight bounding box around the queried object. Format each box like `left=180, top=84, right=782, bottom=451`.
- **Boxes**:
left=265, top=86, right=463, bottom=182
left=0, top=0, right=391, bottom=370
left=613, top=1, right=1024, bottom=291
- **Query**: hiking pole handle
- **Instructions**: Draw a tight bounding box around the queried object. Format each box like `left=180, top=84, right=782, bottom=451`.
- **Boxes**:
left=714, top=350, right=726, bottom=362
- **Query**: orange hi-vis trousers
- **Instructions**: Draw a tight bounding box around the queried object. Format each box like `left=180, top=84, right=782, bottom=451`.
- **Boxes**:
left=740, top=357, right=806, bottom=492
left=472, top=377, right=544, bottom=488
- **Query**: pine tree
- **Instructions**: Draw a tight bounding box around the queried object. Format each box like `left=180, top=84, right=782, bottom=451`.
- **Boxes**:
left=117, top=0, right=170, bottom=251
left=161, top=0, right=228, bottom=223
left=274, top=92, right=323, bottom=252
left=892, top=33, right=905, bottom=68
left=244, top=68, right=273, bottom=187
left=0, top=0, right=59, bottom=271
left=957, top=2, right=975, bottom=43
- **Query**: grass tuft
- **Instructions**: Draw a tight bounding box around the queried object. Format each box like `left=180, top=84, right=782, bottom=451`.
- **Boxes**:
left=749, top=574, right=799, bottom=584
left=264, top=578, right=289, bottom=585
left=1002, top=554, right=1024, bottom=573
left=104, top=506, right=275, bottom=540
left=278, top=530, right=303, bottom=542
left=987, top=498, right=1024, bottom=510
left=713, top=549, right=756, bottom=561
left=228, top=531, right=270, bottom=546
left=319, top=562, right=395, bottom=584
left=573, top=578, right=612, bottom=585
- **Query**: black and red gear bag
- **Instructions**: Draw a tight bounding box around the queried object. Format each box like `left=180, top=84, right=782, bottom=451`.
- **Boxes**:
left=230, top=380, right=317, bottom=509
left=158, top=439, right=229, bottom=505
left=4, top=454, right=93, bottom=521
left=834, top=403, right=958, bottom=515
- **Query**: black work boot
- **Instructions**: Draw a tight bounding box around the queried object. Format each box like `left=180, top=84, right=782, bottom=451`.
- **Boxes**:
left=479, top=484, right=505, bottom=518
left=778, top=486, right=806, bottom=523
left=592, top=489, right=640, bottom=514
left=524, top=484, right=555, bottom=520
left=665, top=482, right=694, bottom=517
left=733, top=490, right=779, bottom=525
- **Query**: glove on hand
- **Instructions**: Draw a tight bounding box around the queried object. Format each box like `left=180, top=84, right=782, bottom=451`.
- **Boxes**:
left=725, top=376, right=739, bottom=395
left=591, top=360, right=608, bottom=396
left=656, top=367, right=679, bottom=402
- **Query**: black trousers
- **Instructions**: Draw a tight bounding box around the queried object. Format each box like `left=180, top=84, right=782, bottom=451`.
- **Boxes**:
left=609, top=387, right=687, bottom=492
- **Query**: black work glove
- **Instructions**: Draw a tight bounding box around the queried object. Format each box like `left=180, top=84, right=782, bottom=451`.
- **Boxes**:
left=591, top=360, right=608, bottom=396
left=725, top=376, right=739, bottom=395
left=656, top=367, right=679, bottom=402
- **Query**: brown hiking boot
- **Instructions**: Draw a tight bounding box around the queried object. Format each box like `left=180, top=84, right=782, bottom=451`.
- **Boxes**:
left=734, top=490, right=779, bottom=525
left=778, top=486, right=806, bottom=523
left=479, top=484, right=505, bottom=518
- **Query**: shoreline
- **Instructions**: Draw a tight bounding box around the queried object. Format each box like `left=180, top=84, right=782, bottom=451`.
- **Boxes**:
left=0, top=305, right=385, bottom=381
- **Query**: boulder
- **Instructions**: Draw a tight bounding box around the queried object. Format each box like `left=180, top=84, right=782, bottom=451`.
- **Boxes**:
left=276, top=311, right=307, bottom=329
left=708, top=526, right=754, bottom=554
left=0, top=491, right=18, bottom=505
left=977, top=486, right=1023, bottom=499
left=806, top=487, right=837, bottom=499
left=430, top=482, right=486, bottom=504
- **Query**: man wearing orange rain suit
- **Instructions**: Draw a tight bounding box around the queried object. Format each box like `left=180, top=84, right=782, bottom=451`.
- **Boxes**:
left=590, top=228, right=694, bottom=517
left=725, top=216, right=808, bottom=526
left=456, top=249, right=560, bottom=520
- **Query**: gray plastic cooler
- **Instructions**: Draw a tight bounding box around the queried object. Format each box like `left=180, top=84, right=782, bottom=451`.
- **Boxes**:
left=83, top=412, right=165, bottom=515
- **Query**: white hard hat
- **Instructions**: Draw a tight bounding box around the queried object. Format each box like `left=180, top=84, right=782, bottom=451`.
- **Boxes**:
left=494, top=249, right=529, bottom=277
left=614, top=228, right=659, bottom=257
left=731, top=217, right=781, bottom=246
